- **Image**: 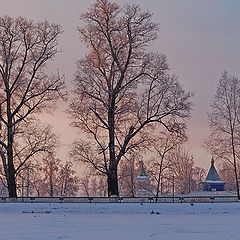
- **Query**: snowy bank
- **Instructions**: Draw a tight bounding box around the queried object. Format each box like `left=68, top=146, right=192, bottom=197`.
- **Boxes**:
left=0, top=202, right=240, bottom=240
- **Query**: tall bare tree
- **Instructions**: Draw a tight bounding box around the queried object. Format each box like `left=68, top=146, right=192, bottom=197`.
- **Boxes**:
left=0, top=16, right=65, bottom=197
left=204, top=71, right=240, bottom=199
left=70, top=0, right=192, bottom=196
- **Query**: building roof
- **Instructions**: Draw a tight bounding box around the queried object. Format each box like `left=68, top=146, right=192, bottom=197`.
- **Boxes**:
left=205, top=158, right=223, bottom=182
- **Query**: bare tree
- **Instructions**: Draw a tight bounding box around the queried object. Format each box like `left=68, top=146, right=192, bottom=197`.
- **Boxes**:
left=218, top=162, right=236, bottom=191
left=13, top=121, right=61, bottom=196
left=79, top=168, right=107, bottom=197
left=204, top=71, right=240, bottom=199
left=118, top=154, right=137, bottom=197
left=58, top=161, right=79, bottom=197
left=79, top=170, right=92, bottom=197
left=15, top=120, right=59, bottom=172
left=193, top=166, right=206, bottom=192
left=17, top=163, right=33, bottom=197
left=0, top=16, right=66, bottom=197
left=167, top=147, right=203, bottom=194
left=69, top=0, right=192, bottom=196
left=16, top=156, right=80, bottom=197
left=146, top=130, right=185, bottom=201
left=0, top=119, right=60, bottom=196
left=41, top=153, right=60, bottom=197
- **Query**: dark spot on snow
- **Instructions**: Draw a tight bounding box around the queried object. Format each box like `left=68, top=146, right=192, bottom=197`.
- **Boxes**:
left=22, top=210, right=52, bottom=214
left=150, top=210, right=160, bottom=215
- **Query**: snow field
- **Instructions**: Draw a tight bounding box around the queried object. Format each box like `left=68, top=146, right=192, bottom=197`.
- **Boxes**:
left=0, top=202, right=239, bottom=240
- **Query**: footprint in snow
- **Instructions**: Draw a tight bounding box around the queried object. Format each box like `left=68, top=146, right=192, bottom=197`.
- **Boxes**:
left=57, top=235, right=70, bottom=239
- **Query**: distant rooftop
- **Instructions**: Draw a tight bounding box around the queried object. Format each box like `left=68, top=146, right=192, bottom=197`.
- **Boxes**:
left=205, top=158, right=222, bottom=182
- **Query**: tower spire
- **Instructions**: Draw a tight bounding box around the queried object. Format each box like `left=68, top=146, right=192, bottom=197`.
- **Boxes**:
left=139, top=160, right=147, bottom=177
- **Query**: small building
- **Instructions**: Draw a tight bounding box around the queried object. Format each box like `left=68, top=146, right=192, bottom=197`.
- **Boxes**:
left=203, top=158, right=225, bottom=191
left=136, top=161, right=150, bottom=197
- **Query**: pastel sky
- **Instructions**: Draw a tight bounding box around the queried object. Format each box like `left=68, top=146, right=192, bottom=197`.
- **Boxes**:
left=1, top=0, right=240, bottom=169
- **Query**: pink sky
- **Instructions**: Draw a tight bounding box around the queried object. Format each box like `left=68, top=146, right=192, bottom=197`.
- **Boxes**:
left=1, top=0, right=240, bottom=169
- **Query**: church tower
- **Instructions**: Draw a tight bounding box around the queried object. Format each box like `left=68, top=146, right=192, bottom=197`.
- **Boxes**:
left=203, top=158, right=225, bottom=191
left=136, top=161, right=150, bottom=197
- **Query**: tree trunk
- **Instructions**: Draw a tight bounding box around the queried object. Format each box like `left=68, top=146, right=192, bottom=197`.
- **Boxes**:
left=234, top=169, right=240, bottom=200
left=233, top=158, right=240, bottom=199
left=27, top=167, right=30, bottom=197
left=7, top=164, right=17, bottom=197
left=130, top=163, right=135, bottom=197
left=6, top=88, right=17, bottom=198
left=49, top=174, right=53, bottom=197
left=155, top=172, right=161, bottom=203
left=230, top=129, right=240, bottom=200
left=107, top=165, right=119, bottom=197
left=156, top=160, right=163, bottom=202
left=108, top=95, right=119, bottom=197
left=7, top=129, right=17, bottom=197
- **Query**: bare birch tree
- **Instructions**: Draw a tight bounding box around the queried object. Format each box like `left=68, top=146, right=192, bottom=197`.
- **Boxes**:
left=70, top=0, right=192, bottom=196
left=0, top=16, right=65, bottom=197
left=204, top=71, right=240, bottom=199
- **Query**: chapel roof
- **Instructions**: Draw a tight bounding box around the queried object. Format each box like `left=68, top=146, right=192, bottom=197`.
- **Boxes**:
left=205, top=158, right=223, bottom=182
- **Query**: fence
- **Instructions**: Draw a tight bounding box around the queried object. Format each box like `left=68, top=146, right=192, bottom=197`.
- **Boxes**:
left=0, top=195, right=239, bottom=203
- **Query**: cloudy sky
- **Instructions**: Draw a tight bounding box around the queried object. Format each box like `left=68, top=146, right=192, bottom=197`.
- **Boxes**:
left=1, top=0, right=240, bottom=168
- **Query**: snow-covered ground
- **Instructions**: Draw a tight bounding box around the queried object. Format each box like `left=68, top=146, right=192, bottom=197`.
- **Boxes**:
left=0, top=202, right=240, bottom=240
